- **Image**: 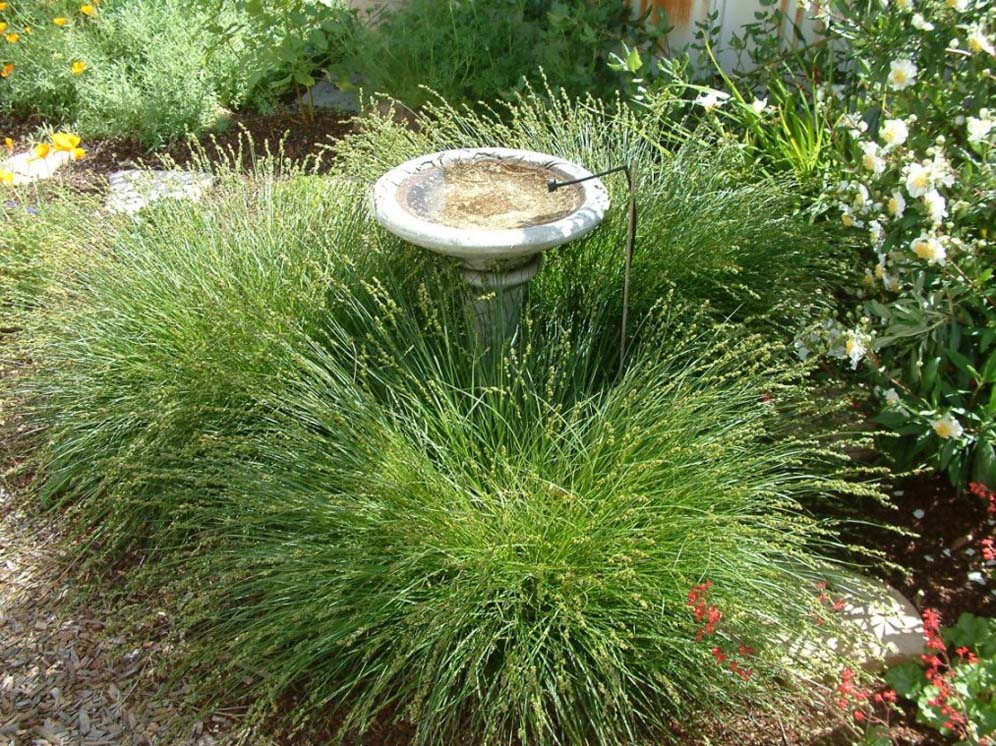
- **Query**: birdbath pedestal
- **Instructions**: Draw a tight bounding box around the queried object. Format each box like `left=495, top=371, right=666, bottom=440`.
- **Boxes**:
left=372, top=147, right=609, bottom=338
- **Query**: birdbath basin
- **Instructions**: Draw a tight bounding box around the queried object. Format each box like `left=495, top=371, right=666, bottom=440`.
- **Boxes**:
left=372, top=147, right=610, bottom=336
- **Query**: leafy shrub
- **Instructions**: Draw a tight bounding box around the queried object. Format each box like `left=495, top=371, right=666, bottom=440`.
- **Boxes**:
left=0, top=0, right=258, bottom=146
left=337, top=0, right=665, bottom=109
left=610, top=0, right=996, bottom=489
left=886, top=613, right=996, bottom=743
left=195, top=0, right=353, bottom=117
left=9, top=102, right=886, bottom=742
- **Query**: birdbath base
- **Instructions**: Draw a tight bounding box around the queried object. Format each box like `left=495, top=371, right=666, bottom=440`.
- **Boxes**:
left=461, top=257, right=541, bottom=340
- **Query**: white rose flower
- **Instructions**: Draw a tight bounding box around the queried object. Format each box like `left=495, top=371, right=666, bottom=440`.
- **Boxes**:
left=911, top=234, right=946, bottom=264
left=922, top=189, right=948, bottom=225
left=887, top=190, right=907, bottom=217
left=932, top=414, right=964, bottom=439
left=967, top=114, right=993, bottom=144
left=861, top=142, right=887, bottom=174
left=888, top=58, right=918, bottom=90
left=967, top=26, right=995, bottom=56
left=880, top=118, right=909, bottom=149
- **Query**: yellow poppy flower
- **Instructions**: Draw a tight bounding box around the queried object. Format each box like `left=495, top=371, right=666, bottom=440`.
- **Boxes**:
left=23, top=26, right=31, bottom=34
left=0, top=3, right=8, bottom=10
left=5, top=33, right=18, bottom=43
left=0, top=170, right=14, bottom=185
left=0, top=63, right=13, bottom=77
left=71, top=60, right=86, bottom=75
left=0, top=23, right=7, bottom=33
left=51, top=132, right=81, bottom=152
left=31, top=143, right=50, bottom=160
left=80, top=4, right=94, bottom=16
left=4, top=137, right=12, bottom=153
left=53, top=17, right=68, bottom=26
left=70, top=147, right=85, bottom=161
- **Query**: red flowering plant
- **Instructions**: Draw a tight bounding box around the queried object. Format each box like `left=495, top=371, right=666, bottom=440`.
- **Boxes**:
left=687, top=581, right=757, bottom=683
left=885, top=610, right=996, bottom=745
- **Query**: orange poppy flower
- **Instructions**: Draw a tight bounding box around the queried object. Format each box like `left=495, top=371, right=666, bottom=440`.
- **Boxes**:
left=71, top=60, right=87, bottom=75
left=53, top=17, right=67, bottom=26
left=31, top=143, right=50, bottom=160
left=0, top=3, right=8, bottom=10
left=0, top=63, right=13, bottom=77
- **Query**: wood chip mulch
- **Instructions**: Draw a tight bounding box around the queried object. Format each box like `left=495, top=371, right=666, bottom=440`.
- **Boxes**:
left=0, top=486, right=251, bottom=746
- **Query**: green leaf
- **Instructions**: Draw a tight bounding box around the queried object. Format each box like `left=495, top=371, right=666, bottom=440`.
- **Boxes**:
left=625, top=45, right=643, bottom=74
left=885, top=661, right=926, bottom=697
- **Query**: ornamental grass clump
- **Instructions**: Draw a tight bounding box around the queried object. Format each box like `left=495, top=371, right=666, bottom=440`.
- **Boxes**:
left=10, top=117, right=883, bottom=743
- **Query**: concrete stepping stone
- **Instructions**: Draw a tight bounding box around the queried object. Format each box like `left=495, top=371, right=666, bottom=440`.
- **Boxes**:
left=787, top=578, right=925, bottom=673
left=106, top=170, right=214, bottom=215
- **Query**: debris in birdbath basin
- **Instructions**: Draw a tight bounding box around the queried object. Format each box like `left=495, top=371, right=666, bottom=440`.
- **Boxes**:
left=106, top=170, right=214, bottom=215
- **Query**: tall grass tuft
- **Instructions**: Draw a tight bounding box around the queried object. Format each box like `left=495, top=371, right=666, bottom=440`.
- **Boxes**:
left=10, top=111, right=880, bottom=744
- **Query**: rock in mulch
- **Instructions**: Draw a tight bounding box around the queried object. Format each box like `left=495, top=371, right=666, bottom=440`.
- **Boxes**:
left=0, top=487, right=246, bottom=746
left=294, top=78, right=360, bottom=114
left=106, top=170, right=214, bottom=216
left=2, top=151, right=73, bottom=185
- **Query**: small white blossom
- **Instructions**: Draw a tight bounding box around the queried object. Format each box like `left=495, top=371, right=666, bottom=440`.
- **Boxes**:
left=861, top=142, right=887, bottom=174
left=694, top=89, right=729, bottom=112
left=911, top=233, right=946, bottom=264
left=887, top=190, right=907, bottom=218
left=911, top=13, right=934, bottom=31
left=853, top=182, right=871, bottom=210
left=845, top=334, right=868, bottom=369
left=922, top=189, right=948, bottom=225
left=904, top=161, right=933, bottom=197
left=932, top=413, right=964, bottom=439
left=884, top=388, right=902, bottom=407
left=880, top=118, right=909, bottom=150
left=967, top=25, right=995, bottom=56
left=869, top=221, right=884, bottom=246
left=888, top=58, right=918, bottom=90
left=749, top=97, right=768, bottom=115
left=967, top=111, right=993, bottom=143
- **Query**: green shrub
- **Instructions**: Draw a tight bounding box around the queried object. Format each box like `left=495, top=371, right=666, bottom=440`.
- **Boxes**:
left=10, top=101, right=884, bottom=743
left=0, top=0, right=257, bottom=146
left=338, top=0, right=665, bottom=110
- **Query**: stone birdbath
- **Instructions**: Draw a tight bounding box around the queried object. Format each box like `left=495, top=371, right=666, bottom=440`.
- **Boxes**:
left=372, top=147, right=610, bottom=337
